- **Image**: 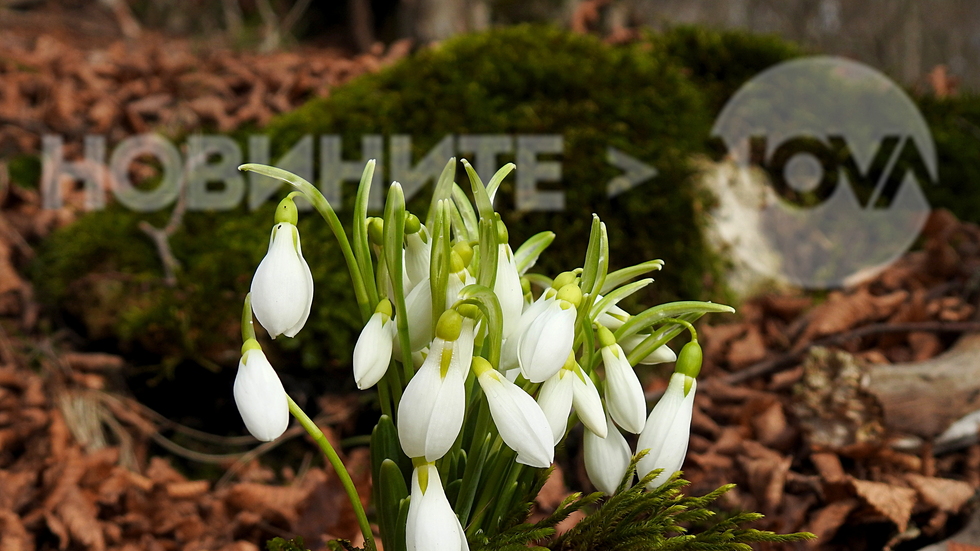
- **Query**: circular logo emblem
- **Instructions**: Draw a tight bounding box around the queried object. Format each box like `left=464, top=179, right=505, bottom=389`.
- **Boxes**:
left=711, top=56, right=935, bottom=288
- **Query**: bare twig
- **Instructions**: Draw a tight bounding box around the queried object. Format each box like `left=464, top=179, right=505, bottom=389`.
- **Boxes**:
left=138, top=180, right=187, bottom=287
left=724, top=320, right=980, bottom=385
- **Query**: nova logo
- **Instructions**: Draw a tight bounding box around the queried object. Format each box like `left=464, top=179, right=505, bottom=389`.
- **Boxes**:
left=712, top=56, right=936, bottom=288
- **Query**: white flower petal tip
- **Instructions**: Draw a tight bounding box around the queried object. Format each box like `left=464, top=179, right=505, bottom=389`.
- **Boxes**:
left=584, top=417, right=633, bottom=495
left=570, top=367, right=607, bottom=438
left=518, top=300, right=576, bottom=383
left=234, top=348, right=289, bottom=442
left=636, top=372, right=696, bottom=489
left=601, top=344, right=647, bottom=434
left=397, top=341, right=465, bottom=461
left=537, top=369, right=575, bottom=445
left=353, top=309, right=395, bottom=390
left=477, top=366, right=554, bottom=468
left=250, top=223, right=314, bottom=339
left=407, top=463, right=469, bottom=551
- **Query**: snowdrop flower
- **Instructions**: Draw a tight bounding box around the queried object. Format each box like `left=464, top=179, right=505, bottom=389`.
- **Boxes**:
left=494, top=227, right=525, bottom=339
left=598, top=327, right=647, bottom=434
left=620, top=334, right=677, bottom=365
left=406, top=462, right=469, bottom=551
left=353, top=299, right=395, bottom=390
left=584, top=415, right=633, bottom=495
left=474, top=357, right=554, bottom=468
left=234, top=339, right=288, bottom=441
left=570, top=363, right=607, bottom=438
left=250, top=195, right=314, bottom=339
left=637, top=340, right=701, bottom=489
left=537, top=354, right=576, bottom=444
left=398, top=311, right=466, bottom=461
left=518, top=283, right=580, bottom=383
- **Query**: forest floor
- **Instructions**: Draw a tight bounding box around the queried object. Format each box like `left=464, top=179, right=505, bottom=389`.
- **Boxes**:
left=2, top=9, right=980, bottom=551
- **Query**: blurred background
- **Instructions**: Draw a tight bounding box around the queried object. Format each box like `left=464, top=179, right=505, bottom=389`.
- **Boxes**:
left=3, top=1, right=980, bottom=550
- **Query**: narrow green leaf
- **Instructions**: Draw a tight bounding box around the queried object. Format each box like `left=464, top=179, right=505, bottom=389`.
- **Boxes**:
left=426, top=157, right=457, bottom=230
left=600, top=259, right=665, bottom=295
left=353, top=160, right=379, bottom=307
left=513, top=232, right=555, bottom=275
left=486, top=162, right=515, bottom=204
left=616, top=301, right=735, bottom=342
left=452, top=183, right=479, bottom=242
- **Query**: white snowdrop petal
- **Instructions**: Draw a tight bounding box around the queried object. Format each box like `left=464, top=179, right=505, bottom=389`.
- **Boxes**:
left=602, top=345, right=647, bottom=434
left=571, top=368, right=607, bottom=438
left=518, top=301, right=575, bottom=383
left=407, top=464, right=469, bottom=551
left=353, top=313, right=394, bottom=390
left=537, top=370, right=575, bottom=444
left=479, top=370, right=554, bottom=468
left=233, top=349, right=289, bottom=442
left=637, top=373, right=696, bottom=488
left=584, top=417, right=633, bottom=495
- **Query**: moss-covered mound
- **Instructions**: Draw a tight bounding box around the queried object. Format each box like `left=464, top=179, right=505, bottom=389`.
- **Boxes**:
left=32, top=25, right=805, bottom=384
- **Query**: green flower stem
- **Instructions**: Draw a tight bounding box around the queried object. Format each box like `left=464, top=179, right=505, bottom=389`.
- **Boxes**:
left=287, top=396, right=376, bottom=551
left=239, top=163, right=372, bottom=322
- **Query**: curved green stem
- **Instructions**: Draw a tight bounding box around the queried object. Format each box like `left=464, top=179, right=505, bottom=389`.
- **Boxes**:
left=287, top=396, right=376, bottom=551
left=240, top=163, right=372, bottom=322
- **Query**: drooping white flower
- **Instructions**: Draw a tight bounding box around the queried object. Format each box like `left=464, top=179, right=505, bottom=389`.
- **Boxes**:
left=234, top=340, right=289, bottom=442
left=495, top=242, right=525, bottom=339
left=250, top=221, right=314, bottom=339
left=406, top=463, right=469, bottom=551
left=570, top=363, right=607, bottom=438
left=584, top=415, right=633, bottom=495
left=537, top=358, right=576, bottom=444
left=620, top=334, right=677, bottom=365
left=518, top=284, right=580, bottom=383
left=595, top=302, right=630, bottom=330
left=474, top=358, right=554, bottom=468
left=636, top=372, right=696, bottom=489
left=599, top=327, right=647, bottom=434
left=353, top=299, right=395, bottom=390
left=397, top=311, right=465, bottom=461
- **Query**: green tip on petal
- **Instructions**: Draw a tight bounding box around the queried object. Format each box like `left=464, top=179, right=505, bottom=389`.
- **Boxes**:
left=562, top=350, right=578, bottom=371
left=435, top=309, right=463, bottom=341
left=241, top=338, right=262, bottom=357
left=675, top=340, right=703, bottom=379
left=404, top=213, right=422, bottom=235
left=274, top=195, right=299, bottom=225
left=597, top=325, right=617, bottom=348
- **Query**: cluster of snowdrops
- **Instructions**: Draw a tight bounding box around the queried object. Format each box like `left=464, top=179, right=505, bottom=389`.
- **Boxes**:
left=230, top=159, right=734, bottom=551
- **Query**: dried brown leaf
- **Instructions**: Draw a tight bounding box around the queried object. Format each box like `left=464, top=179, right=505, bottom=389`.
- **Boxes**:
left=905, top=474, right=975, bottom=513
left=849, top=478, right=917, bottom=532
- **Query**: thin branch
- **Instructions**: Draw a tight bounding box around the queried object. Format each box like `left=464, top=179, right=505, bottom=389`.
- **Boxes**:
left=724, top=320, right=980, bottom=385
